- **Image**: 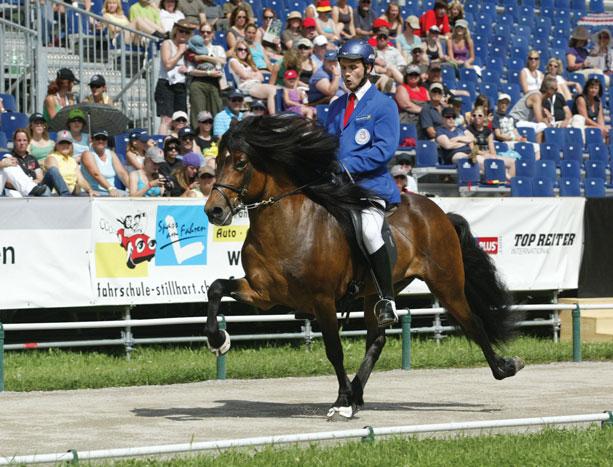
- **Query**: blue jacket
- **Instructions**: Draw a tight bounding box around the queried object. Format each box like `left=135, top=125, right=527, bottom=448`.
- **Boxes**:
left=326, top=85, right=400, bottom=205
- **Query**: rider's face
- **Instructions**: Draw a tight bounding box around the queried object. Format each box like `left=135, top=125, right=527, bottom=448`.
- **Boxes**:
left=339, top=58, right=366, bottom=92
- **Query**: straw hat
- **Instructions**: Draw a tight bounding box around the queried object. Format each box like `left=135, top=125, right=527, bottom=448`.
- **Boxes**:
left=570, top=26, right=589, bottom=41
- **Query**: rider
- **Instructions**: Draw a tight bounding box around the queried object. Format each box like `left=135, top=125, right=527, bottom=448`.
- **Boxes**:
left=326, top=39, right=400, bottom=328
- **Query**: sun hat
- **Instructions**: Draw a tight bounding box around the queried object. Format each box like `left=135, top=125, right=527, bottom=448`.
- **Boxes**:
left=324, top=50, right=338, bottom=61
left=251, top=100, right=266, bottom=110
left=57, top=68, right=79, bottom=83
left=92, top=129, right=109, bottom=139
left=199, top=165, right=216, bottom=177
left=570, top=26, right=589, bottom=41
left=88, top=74, right=106, bottom=87
left=178, top=127, right=196, bottom=139
left=129, top=130, right=150, bottom=142
left=316, top=0, right=332, bottom=12
left=188, top=34, right=209, bottom=55
left=197, top=110, right=213, bottom=122
left=405, top=15, right=419, bottom=29
left=429, top=82, right=444, bottom=93
left=442, top=107, right=456, bottom=118
left=454, top=19, right=469, bottom=29
left=406, top=65, right=421, bottom=75
left=181, top=151, right=202, bottom=168
left=29, top=112, right=45, bottom=123
left=145, top=146, right=165, bottom=164
left=287, top=11, right=302, bottom=21
left=373, top=18, right=391, bottom=30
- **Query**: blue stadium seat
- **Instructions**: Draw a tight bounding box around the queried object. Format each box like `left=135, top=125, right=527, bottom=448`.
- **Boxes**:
left=515, top=142, right=536, bottom=162
left=590, top=0, right=605, bottom=13
left=585, top=127, right=604, bottom=146
left=560, top=160, right=581, bottom=179
left=415, top=140, right=439, bottom=167
left=588, top=73, right=606, bottom=90
left=516, top=157, right=536, bottom=178
left=511, top=176, right=533, bottom=196
left=562, top=143, right=583, bottom=162
left=585, top=160, right=606, bottom=180
left=517, top=127, right=536, bottom=142
left=584, top=177, right=606, bottom=197
left=398, top=123, right=417, bottom=146
left=559, top=177, right=581, bottom=196
left=494, top=141, right=509, bottom=153
left=535, top=159, right=557, bottom=181
left=0, top=131, right=7, bottom=149
left=114, top=133, right=130, bottom=162
left=588, top=143, right=609, bottom=164
left=151, top=134, right=165, bottom=149
left=543, top=127, right=565, bottom=145
left=568, top=127, right=585, bottom=147
left=456, top=81, right=476, bottom=100
left=483, top=158, right=506, bottom=184
left=0, top=112, right=28, bottom=138
left=533, top=177, right=555, bottom=196
left=457, top=158, right=480, bottom=186
left=316, top=104, right=329, bottom=126
left=460, top=67, right=479, bottom=84
left=274, top=88, right=284, bottom=113
left=568, top=72, right=586, bottom=89
left=0, top=93, right=17, bottom=112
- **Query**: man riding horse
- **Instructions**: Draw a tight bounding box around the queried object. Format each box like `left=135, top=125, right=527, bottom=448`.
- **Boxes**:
left=326, top=39, right=400, bottom=328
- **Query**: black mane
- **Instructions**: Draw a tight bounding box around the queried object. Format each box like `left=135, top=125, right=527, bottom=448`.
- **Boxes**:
left=219, top=114, right=376, bottom=236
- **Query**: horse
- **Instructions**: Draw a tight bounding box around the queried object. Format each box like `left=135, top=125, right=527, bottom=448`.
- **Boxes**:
left=203, top=114, right=524, bottom=420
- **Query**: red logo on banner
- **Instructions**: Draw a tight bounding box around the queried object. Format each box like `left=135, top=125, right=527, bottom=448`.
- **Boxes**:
left=477, top=237, right=499, bottom=254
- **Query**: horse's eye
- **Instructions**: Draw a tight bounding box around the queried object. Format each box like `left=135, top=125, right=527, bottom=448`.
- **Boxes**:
left=234, top=159, right=248, bottom=171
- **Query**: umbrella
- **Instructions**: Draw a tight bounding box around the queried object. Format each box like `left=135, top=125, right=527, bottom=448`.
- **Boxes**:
left=48, top=103, right=130, bottom=136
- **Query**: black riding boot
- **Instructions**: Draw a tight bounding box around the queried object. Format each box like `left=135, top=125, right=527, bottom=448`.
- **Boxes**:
left=369, top=246, right=398, bottom=328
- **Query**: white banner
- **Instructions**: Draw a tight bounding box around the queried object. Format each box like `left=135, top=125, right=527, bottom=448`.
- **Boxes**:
left=0, top=197, right=585, bottom=309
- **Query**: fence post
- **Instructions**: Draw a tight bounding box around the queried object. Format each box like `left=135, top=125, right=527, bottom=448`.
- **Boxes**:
left=401, top=312, right=411, bottom=371
left=122, top=306, right=134, bottom=361
left=0, top=322, right=4, bottom=392
left=572, top=304, right=581, bottom=362
left=303, top=319, right=312, bottom=351
left=216, top=315, right=226, bottom=380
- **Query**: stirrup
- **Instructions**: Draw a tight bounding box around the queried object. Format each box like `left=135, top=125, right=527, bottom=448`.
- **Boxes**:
left=374, top=298, right=398, bottom=328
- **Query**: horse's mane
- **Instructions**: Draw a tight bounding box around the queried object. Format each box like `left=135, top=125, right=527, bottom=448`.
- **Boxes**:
left=219, top=114, right=375, bottom=237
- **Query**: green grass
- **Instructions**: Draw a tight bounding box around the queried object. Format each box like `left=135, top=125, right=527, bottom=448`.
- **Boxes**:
left=4, top=336, right=613, bottom=392
left=108, top=426, right=613, bottom=467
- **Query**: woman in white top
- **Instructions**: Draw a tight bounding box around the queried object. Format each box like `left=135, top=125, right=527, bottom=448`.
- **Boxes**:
left=159, top=0, right=185, bottom=33
left=228, top=39, right=277, bottom=114
left=546, top=57, right=581, bottom=100
left=519, top=50, right=544, bottom=94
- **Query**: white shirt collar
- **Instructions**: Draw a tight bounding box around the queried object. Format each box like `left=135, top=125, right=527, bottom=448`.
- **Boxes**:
left=352, top=79, right=371, bottom=103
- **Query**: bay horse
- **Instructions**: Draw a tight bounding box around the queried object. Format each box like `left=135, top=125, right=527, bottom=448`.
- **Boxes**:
left=204, top=114, right=524, bottom=420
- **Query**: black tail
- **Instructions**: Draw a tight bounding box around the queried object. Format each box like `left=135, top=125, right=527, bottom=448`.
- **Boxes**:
left=447, top=212, right=516, bottom=345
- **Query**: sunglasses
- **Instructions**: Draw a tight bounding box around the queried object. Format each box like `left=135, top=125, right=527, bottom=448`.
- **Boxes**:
left=201, top=30, right=213, bottom=34
left=298, top=45, right=311, bottom=49
left=177, top=29, right=191, bottom=34
left=377, top=34, right=388, bottom=39
left=166, top=146, right=179, bottom=151
left=473, top=114, right=484, bottom=118
left=444, top=115, right=455, bottom=119
left=199, top=119, right=213, bottom=124
left=236, top=47, right=248, bottom=52
left=264, top=15, right=274, bottom=19
left=230, top=98, right=244, bottom=102
left=528, top=57, right=539, bottom=61
left=175, top=118, right=188, bottom=123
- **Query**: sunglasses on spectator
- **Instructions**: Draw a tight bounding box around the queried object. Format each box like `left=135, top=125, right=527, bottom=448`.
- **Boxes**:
left=177, top=29, right=192, bottom=34
left=377, top=34, right=388, bottom=39
left=166, top=146, right=179, bottom=151
left=175, top=117, right=188, bottom=123
left=473, top=114, right=484, bottom=118
left=298, top=45, right=311, bottom=50
left=199, top=119, right=213, bottom=124
left=444, top=115, right=455, bottom=119
left=236, top=47, right=248, bottom=52
left=264, top=15, right=274, bottom=19
left=548, top=63, right=559, bottom=68
left=93, top=136, right=108, bottom=141
left=201, top=29, right=213, bottom=34
left=528, top=56, right=539, bottom=60
left=230, top=98, right=244, bottom=102
left=412, top=49, right=423, bottom=54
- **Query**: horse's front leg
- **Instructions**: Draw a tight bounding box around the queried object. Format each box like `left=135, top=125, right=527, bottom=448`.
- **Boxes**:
left=206, top=277, right=272, bottom=355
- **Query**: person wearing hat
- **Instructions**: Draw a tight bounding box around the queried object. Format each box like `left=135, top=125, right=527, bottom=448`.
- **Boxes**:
left=155, top=18, right=196, bottom=135
left=167, top=151, right=202, bottom=197
left=307, top=50, right=344, bottom=105
left=65, top=108, right=90, bottom=162
left=249, top=99, right=267, bottom=116
left=587, top=29, right=613, bottom=78
left=311, top=35, right=329, bottom=69
left=129, top=0, right=166, bottom=39
left=410, top=44, right=430, bottom=71
left=126, top=130, right=152, bottom=172
left=314, top=0, right=340, bottom=43
left=194, top=110, right=218, bottom=152
left=169, top=110, right=189, bottom=138
left=493, top=93, right=528, bottom=147
left=178, top=126, right=203, bottom=156
left=390, top=164, right=418, bottom=194
left=43, top=68, right=78, bottom=122
left=293, top=37, right=317, bottom=85
left=367, top=18, right=391, bottom=46
left=282, top=11, right=304, bottom=49
left=327, top=39, right=400, bottom=327
left=185, top=23, right=226, bottom=127
left=446, top=19, right=474, bottom=69
left=372, top=26, right=406, bottom=92
left=84, top=74, right=114, bottom=106
left=213, top=90, right=244, bottom=137
left=396, top=65, right=428, bottom=124
left=27, top=113, right=55, bottom=165
left=418, top=0, right=450, bottom=37
left=81, top=130, right=129, bottom=196
left=45, top=130, right=90, bottom=195
left=197, top=161, right=216, bottom=198
left=282, top=69, right=315, bottom=118
left=354, top=0, right=377, bottom=40
left=332, top=0, right=356, bottom=42
left=436, top=106, right=474, bottom=164
left=424, top=25, right=445, bottom=63
left=418, top=82, right=445, bottom=140
left=129, top=146, right=169, bottom=197
left=397, top=15, right=422, bottom=62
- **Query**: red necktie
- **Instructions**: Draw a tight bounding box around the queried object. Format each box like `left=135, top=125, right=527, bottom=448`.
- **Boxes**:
left=343, top=93, right=356, bottom=127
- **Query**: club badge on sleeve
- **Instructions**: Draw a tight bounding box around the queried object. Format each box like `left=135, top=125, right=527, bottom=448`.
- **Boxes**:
left=355, top=128, right=371, bottom=145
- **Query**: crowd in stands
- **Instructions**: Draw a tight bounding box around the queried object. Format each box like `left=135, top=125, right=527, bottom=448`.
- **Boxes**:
left=1, top=0, right=613, bottom=197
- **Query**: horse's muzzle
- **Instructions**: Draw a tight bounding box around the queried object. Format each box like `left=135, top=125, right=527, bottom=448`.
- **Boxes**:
left=205, top=205, right=234, bottom=226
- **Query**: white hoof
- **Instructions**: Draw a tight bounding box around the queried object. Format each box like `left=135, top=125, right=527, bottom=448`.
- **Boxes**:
left=327, top=405, right=354, bottom=421
left=207, top=330, right=231, bottom=356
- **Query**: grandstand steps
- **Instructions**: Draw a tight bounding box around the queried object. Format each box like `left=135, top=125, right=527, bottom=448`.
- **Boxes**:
left=560, top=298, right=613, bottom=342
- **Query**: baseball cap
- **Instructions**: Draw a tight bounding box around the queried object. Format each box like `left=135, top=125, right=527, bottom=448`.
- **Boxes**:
left=390, top=165, right=408, bottom=178
left=405, top=15, right=419, bottom=29
left=284, top=69, right=299, bottom=80
left=197, top=110, right=213, bottom=122
left=498, top=93, right=512, bottom=102
left=178, top=127, right=196, bottom=139
left=199, top=164, right=216, bottom=177
left=229, top=89, right=245, bottom=100
left=324, top=50, right=338, bottom=61
left=302, top=17, right=316, bottom=28
left=56, top=68, right=79, bottom=83
left=406, top=65, right=421, bottom=75
left=455, top=19, right=469, bottom=30
left=67, top=108, right=86, bottom=122
left=373, top=18, right=391, bottom=29
left=429, top=82, right=444, bottom=93
left=164, top=136, right=180, bottom=150
left=429, top=25, right=441, bottom=33
left=295, top=37, right=313, bottom=48
left=55, top=130, right=73, bottom=144
left=442, top=107, right=456, bottom=117
left=129, top=130, right=149, bottom=142
left=182, top=151, right=202, bottom=168
left=251, top=100, right=266, bottom=110
left=313, top=35, right=328, bottom=47
left=29, top=112, right=45, bottom=123
left=145, top=146, right=165, bottom=164
left=89, top=74, right=106, bottom=87
left=287, top=10, right=302, bottom=21
left=377, top=26, right=390, bottom=37
left=92, top=129, right=109, bottom=139
left=172, top=110, right=189, bottom=121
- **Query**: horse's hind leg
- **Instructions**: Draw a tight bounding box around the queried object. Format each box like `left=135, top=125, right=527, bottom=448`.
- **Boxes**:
left=351, top=295, right=386, bottom=409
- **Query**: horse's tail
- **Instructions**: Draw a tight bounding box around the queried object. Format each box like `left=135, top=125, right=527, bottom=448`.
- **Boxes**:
left=447, top=212, right=516, bottom=345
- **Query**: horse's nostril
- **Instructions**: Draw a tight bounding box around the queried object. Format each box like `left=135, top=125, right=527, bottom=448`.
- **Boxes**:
left=211, top=207, right=224, bottom=219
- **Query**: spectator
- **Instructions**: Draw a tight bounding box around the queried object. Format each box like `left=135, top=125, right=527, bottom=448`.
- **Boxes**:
left=270, top=48, right=302, bottom=86
left=155, top=19, right=196, bottom=135
left=282, top=70, right=315, bottom=118
left=44, top=68, right=77, bottom=123
left=0, top=142, right=48, bottom=198
left=378, top=3, right=402, bottom=39
left=566, top=26, right=606, bottom=82
left=84, top=74, right=114, bottom=105
left=372, top=26, right=406, bottom=91
left=311, top=35, right=329, bottom=69
left=177, top=0, right=206, bottom=27
left=418, top=82, right=445, bottom=140
left=129, top=0, right=166, bottom=39
left=197, top=163, right=216, bottom=198
left=588, top=29, right=613, bottom=74
left=244, top=23, right=273, bottom=72
left=45, top=130, right=91, bottom=196
left=308, top=50, right=343, bottom=104
left=447, top=1, right=464, bottom=29
left=185, top=26, right=226, bottom=127
left=424, top=26, right=445, bottom=63
left=447, top=20, right=474, bottom=70
left=228, top=39, right=278, bottom=114
left=397, top=16, right=422, bottom=63
left=302, top=17, right=318, bottom=42
left=419, top=0, right=450, bottom=38
left=160, top=0, right=185, bottom=33
left=282, top=11, right=304, bottom=50
left=194, top=111, right=218, bottom=153
left=315, top=0, right=340, bottom=44
left=509, top=76, right=557, bottom=143
left=129, top=146, right=168, bottom=197
left=396, top=65, right=429, bottom=124
left=493, top=93, right=528, bottom=146
left=436, top=107, right=474, bottom=164
left=367, top=18, right=391, bottom=47
left=159, top=137, right=182, bottom=180
left=27, top=113, right=55, bottom=166
left=543, top=77, right=572, bottom=128
left=226, top=6, right=250, bottom=51
left=11, top=129, right=53, bottom=196
left=81, top=130, right=129, bottom=196
left=519, top=50, right=544, bottom=94
left=65, top=109, right=90, bottom=162
left=449, top=96, right=466, bottom=127
left=571, top=77, right=610, bottom=142
left=295, top=38, right=317, bottom=85
left=213, top=90, right=244, bottom=137
left=353, top=0, right=376, bottom=39
left=248, top=99, right=267, bottom=116
left=258, top=8, right=283, bottom=61
left=178, top=127, right=203, bottom=157
left=102, top=0, right=132, bottom=45
left=201, top=0, right=223, bottom=31
left=424, top=61, right=469, bottom=100
left=126, top=130, right=150, bottom=172
left=546, top=57, right=581, bottom=100
left=464, top=94, right=493, bottom=127
left=332, top=0, right=356, bottom=42
left=0, top=97, right=4, bottom=114
left=169, top=110, right=189, bottom=138
left=168, top=151, right=202, bottom=197
left=390, top=164, right=418, bottom=193
left=222, top=0, right=254, bottom=23
left=409, top=44, right=429, bottom=72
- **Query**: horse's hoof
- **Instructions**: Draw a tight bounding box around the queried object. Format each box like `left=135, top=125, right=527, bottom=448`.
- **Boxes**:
left=512, top=356, right=525, bottom=373
left=207, top=330, right=231, bottom=357
left=327, top=405, right=354, bottom=421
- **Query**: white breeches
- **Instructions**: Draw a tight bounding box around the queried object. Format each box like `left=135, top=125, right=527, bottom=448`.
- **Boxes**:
left=0, top=166, right=36, bottom=197
left=361, top=199, right=385, bottom=255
